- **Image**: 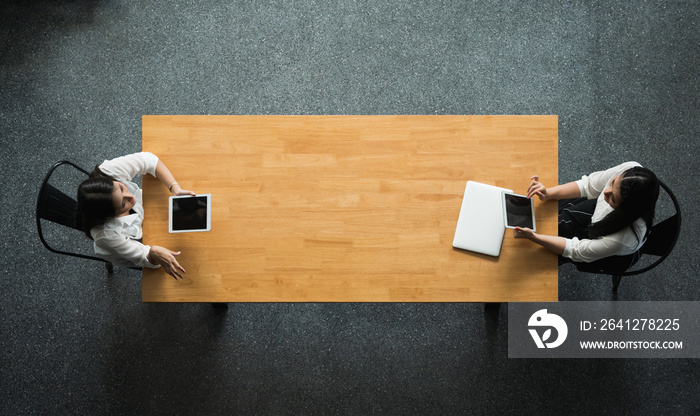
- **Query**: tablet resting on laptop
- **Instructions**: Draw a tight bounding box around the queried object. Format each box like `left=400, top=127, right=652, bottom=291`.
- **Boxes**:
left=169, top=194, right=211, bottom=233
left=453, top=181, right=512, bottom=257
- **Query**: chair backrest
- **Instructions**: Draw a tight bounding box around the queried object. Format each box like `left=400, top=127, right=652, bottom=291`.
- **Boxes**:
left=37, top=182, right=81, bottom=230
left=641, top=215, right=680, bottom=256
left=621, top=180, right=681, bottom=275
left=573, top=179, right=681, bottom=277
left=36, top=161, right=111, bottom=266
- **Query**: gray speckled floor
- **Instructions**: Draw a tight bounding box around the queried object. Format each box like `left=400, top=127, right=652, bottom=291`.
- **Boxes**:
left=2, top=1, right=699, bottom=414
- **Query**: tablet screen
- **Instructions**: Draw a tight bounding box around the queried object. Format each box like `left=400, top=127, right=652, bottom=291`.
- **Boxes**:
left=503, top=193, right=535, bottom=231
left=170, top=195, right=211, bottom=232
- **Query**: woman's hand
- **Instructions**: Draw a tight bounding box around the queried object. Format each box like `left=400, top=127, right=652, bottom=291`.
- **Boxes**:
left=147, top=245, right=187, bottom=280
left=513, top=227, right=535, bottom=240
left=170, top=183, right=196, bottom=196
left=527, top=175, right=548, bottom=200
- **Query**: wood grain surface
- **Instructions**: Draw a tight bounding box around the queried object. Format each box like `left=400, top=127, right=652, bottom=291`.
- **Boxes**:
left=142, top=115, right=558, bottom=302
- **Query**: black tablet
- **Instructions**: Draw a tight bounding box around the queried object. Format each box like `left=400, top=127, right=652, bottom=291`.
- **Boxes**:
left=169, top=194, right=211, bottom=233
left=502, top=192, right=536, bottom=232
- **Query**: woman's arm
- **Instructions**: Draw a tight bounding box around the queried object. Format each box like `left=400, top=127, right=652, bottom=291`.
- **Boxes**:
left=543, top=182, right=582, bottom=201
left=99, top=152, right=159, bottom=182
left=514, top=227, right=629, bottom=262
left=93, top=230, right=186, bottom=279
left=563, top=233, right=627, bottom=263
left=527, top=176, right=581, bottom=201
left=150, top=159, right=194, bottom=278
left=513, top=227, right=566, bottom=256
left=154, top=160, right=195, bottom=196
left=577, top=161, right=641, bottom=199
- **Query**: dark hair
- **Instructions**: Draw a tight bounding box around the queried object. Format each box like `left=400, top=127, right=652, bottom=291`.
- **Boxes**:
left=76, top=166, right=117, bottom=239
left=588, top=167, right=660, bottom=239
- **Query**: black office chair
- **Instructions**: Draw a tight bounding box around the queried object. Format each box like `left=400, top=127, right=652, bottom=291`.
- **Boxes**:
left=36, top=161, right=114, bottom=273
left=575, top=180, right=681, bottom=291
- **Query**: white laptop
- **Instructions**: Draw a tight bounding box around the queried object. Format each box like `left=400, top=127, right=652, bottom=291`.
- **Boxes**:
left=452, top=181, right=512, bottom=257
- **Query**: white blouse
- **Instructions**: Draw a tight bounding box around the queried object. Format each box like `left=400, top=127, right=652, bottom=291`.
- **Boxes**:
left=562, top=161, right=647, bottom=263
left=90, top=152, right=161, bottom=269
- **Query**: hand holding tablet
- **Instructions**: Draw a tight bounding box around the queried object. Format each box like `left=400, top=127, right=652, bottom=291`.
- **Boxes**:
left=502, top=191, right=536, bottom=232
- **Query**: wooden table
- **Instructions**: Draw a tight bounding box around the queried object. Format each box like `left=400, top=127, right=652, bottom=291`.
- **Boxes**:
left=142, top=115, right=558, bottom=302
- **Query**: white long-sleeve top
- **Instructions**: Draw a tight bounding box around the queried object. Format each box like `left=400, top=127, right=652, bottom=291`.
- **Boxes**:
left=90, top=152, right=161, bottom=269
left=562, top=161, right=647, bottom=263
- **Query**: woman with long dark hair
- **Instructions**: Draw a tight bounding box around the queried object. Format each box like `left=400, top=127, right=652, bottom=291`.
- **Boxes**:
left=513, top=162, right=660, bottom=270
left=77, top=152, right=195, bottom=279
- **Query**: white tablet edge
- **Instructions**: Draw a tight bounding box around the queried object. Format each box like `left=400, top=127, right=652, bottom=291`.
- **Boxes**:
left=501, top=191, right=536, bottom=232
left=168, top=194, right=211, bottom=233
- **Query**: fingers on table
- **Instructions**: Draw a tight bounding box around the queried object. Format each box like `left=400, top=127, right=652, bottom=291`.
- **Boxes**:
left=166, top=251, right=186, bottom=280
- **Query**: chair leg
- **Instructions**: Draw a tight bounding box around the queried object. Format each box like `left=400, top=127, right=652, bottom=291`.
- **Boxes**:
left=484, top=302, right=501, bottom=312
left=106, top=262, right=114, bottom=274
left=612, top=275, right=622, bottom=292
left=211, top=303, right=229, bottom=312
